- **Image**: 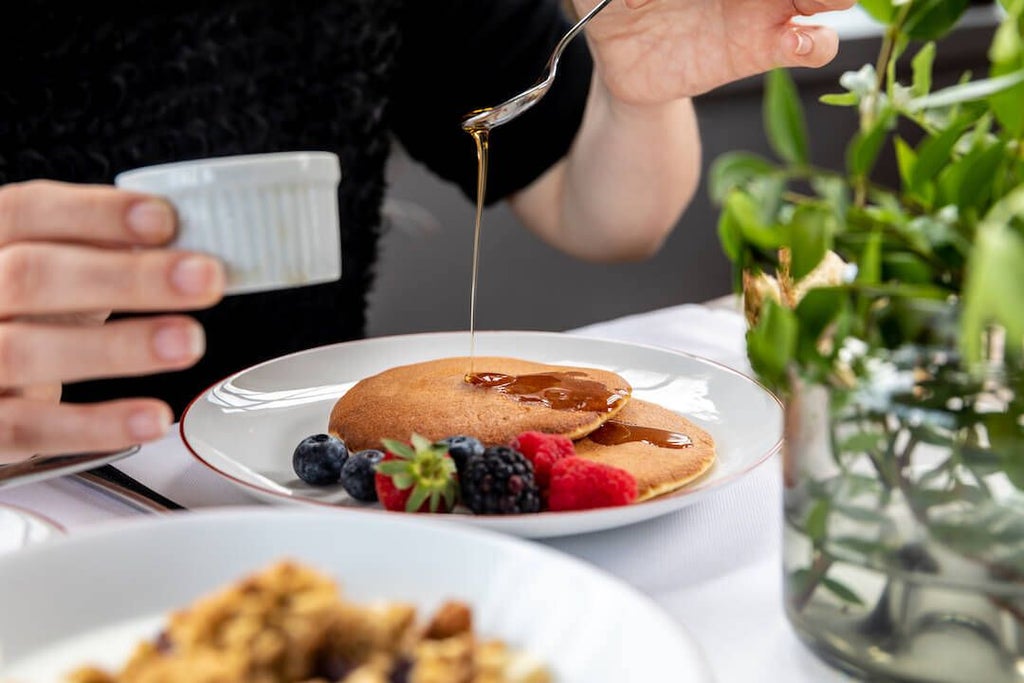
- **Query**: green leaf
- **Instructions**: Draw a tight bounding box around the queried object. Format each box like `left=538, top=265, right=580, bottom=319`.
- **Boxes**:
left=819, top=92, right=860, bottom=107
left=909, top=121, right=969, bottom=195
left=857, top=232, right=883, bottom=286
left=839, top=431, right=885, bottom=453
left=903, top=0, right=970, bottom=40
left=406, top=484, right=430, bottom=512
left=907, top=71, right=1024, bottom=112
left=806, top=499, right=830, bottom=541
left=989, top=5, right=1024, bottom=136
left=912, top=42, right=937, bottom=97
left=822, top=577, right=865, bottom=605
left=724, top=190, right=784, bottom=250
left=811, top=176, right=850, bottom=229
left=380, top=438, right=415, bottom=460
left=764, top=69, right=809, bottom=165
left=788, top=205, right=833, bottom=282
left=938, top=141, right=1007, bottom=212
left=717, top=197, right=744, bottom=262
left=894, top=136, right=917, bottom=194
left=795, top=287, right=845, bottom=345
left=410, top=432, right=434, bottom=453
left=708, top=152, right=778, bottom=204
left=846, top=108, right=893, bottom=179
left=882, top=253, right=933, bottom=284
left=859, top=0, right=896, bottom=24
left=746, top=297, right=798, bottom=389
left=961, top=185, right=1024, bottom=363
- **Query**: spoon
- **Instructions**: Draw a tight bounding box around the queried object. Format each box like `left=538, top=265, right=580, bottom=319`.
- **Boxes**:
left=462, top=0, right=614, bottom=132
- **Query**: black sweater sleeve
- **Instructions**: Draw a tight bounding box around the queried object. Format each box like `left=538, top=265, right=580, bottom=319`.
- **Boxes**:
left=391, top=0, right=593, bottom=205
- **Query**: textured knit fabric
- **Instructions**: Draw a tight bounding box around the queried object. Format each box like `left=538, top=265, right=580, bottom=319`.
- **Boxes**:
left=2, top=0, right=592, bottom=415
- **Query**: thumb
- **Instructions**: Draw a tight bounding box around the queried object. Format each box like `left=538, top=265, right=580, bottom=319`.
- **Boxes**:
left=777, top=25, right=840, bottom=69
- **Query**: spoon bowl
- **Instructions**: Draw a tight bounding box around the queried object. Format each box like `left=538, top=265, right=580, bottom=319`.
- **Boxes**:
left=462, top=0, right=614, bottom=132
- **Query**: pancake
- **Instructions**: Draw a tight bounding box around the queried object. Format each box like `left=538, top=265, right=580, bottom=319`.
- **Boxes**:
left=329, top=356, right=631, bottom=451
left=573, top=399, right=716, bottom=502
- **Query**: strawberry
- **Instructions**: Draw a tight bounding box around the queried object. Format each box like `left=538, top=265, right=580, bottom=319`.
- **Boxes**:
left=547, top=456, right=638, bottom=512
left=374, top=434, right=459, bottom=513
left=509, top=431, right=575, bottom=490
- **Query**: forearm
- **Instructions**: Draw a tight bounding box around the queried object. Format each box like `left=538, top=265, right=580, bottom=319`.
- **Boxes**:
left=510, top=73, right=700, bottom=262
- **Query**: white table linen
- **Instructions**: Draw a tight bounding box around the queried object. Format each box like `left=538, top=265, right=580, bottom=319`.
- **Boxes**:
left=0, top=301, right=854, bottom=682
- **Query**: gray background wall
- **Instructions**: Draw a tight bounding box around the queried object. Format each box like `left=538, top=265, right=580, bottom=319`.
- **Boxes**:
left=366, top=9, right=1000, bottom=338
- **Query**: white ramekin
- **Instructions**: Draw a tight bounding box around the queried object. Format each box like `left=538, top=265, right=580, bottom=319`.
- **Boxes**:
left=115, top=152, right=342, bottom=295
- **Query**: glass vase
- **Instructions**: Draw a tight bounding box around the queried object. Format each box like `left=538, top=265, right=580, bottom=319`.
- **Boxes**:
left=783, top=324, right=1024, bottom=682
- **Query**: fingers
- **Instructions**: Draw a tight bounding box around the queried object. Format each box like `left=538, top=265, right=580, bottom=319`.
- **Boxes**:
left=777, top=24, right=840, bottom=69
left=791, top=0, right=858, bottom=17
left=0, top=316, right=205, bottom=386
left=0, top=397, right=173, bottom=462
left=0, top=180, right=176, bottom=248
left=0, top=244, right=225, bottom=317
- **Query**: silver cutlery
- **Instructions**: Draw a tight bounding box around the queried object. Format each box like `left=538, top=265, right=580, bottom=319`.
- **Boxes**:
left=462, top=0, right=614, bottom=131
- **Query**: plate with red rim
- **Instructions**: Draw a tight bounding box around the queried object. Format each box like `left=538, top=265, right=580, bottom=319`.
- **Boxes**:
left=180, top=330, right=782, bottom=538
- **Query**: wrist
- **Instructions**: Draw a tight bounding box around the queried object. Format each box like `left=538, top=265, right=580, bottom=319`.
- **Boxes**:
left=587, top=73, right=693, bottom=127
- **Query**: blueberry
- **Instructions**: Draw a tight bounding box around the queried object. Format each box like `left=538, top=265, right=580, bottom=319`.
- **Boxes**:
left=292, top=434, right=348, bottom=486
left=340, top=449, right=384, bottom=502
left=440, top=435, right=484, bottom=474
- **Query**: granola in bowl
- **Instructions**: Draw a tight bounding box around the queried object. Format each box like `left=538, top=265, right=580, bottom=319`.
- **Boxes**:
left=67, top=560, right=550, bottom=683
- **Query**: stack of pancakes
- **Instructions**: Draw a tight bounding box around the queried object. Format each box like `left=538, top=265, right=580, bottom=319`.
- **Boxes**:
left=328, top=356, right=716, bottom=503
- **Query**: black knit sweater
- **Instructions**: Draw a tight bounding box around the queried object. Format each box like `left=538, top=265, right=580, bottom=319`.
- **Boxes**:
left=2, top=0, right=591, bottom=415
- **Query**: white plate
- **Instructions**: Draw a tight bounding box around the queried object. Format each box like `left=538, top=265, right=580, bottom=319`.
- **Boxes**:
left=0, top=503, right=63, bottom=555
left=0, top=508, right=714, bottom=682
left=181, top=331, right=782, bottom=538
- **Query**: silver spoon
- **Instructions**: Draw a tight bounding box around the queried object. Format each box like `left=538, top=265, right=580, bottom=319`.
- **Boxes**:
left=462, top=0, right=615, bottom=132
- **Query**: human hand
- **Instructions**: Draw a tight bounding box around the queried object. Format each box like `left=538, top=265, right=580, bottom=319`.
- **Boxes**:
left=575, top=0, right=857, bottom=105
left=0, top=180, right=225, bottom=463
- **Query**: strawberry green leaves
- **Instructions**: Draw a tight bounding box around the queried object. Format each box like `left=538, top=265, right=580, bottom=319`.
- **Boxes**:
left=377, top=434, right=458, bottom=513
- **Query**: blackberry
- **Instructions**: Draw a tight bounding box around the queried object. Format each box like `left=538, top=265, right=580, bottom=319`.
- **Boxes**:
left=439, top=435, right=484, bottom=474
left=460, top=446, right=541, bottom=515
left=340, top=449, right=384, bottom=502
left=292, top=434, right=348, bottom=486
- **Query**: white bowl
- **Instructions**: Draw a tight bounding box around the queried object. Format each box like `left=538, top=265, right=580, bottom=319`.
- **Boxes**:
left=0, top=508, right=713, bottom=682
left=116, top=152, right=342, bottom=295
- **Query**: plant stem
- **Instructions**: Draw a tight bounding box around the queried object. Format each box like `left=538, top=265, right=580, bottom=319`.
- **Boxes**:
left=792, top=551, right=835, bottom=613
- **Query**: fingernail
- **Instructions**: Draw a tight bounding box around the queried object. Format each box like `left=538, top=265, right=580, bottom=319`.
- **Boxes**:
left=127, top=200, right=175, bottom=240
left=127, top=409, right=171, bottom=441
left=171, top=255, right=223, bottom=296
left=794, top=30, right=813, bottom=56
left=153, top=323, right=205, bottom=363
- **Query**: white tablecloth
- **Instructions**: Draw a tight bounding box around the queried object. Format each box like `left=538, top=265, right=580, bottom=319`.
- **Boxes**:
left=0, top=301, right=854, bottom=682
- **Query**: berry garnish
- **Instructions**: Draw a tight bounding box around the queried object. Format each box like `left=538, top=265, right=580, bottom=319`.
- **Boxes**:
left=509, top=431, right=575, bottom=490
left=440, top=435, right=485, bottom=474
left=292, top=434, right=348, bottom=486
left=460, top=446, right=541, bottom=515
left=547, top=457, right=638, bottom=511
left=340, top=449, right=385, bottom=502
left=375, top=434, right=459, bottom=513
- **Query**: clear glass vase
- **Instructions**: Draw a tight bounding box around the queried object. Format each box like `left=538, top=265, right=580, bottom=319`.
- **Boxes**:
left=783, top=326, right=1024, bottom=682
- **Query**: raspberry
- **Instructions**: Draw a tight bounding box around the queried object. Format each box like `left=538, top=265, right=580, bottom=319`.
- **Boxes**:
left=461, top=446, right=541, bottom=515
left=547, top=457, right=638, bottom=512
left=509, top=431, right=575, bottom=489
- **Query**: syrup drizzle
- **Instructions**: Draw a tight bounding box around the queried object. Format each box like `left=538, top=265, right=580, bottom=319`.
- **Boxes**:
left=465, top=371, right=627, bottom=413
left=467, top=125, right=489, bottom=377
left=587, top=421, right=694, bottom=449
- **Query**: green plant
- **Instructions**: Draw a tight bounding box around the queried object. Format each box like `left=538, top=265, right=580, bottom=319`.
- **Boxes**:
left=712, top=1, right=1024, bottom=649
left=713, top=0, right=1024, bottom=391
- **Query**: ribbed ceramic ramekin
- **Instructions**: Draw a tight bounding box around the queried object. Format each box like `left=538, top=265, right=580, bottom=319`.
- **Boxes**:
left=116, top=152, right=342, bottom=295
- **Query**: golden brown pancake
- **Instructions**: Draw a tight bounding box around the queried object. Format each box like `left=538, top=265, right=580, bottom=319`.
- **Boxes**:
left=329, top=356, right=631, bottom=451
left=573, top=399, right=716, bottom=502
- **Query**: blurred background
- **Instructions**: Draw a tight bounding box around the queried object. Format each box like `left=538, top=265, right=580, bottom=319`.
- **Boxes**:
left=366, top=2, right=1002, bottom=337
